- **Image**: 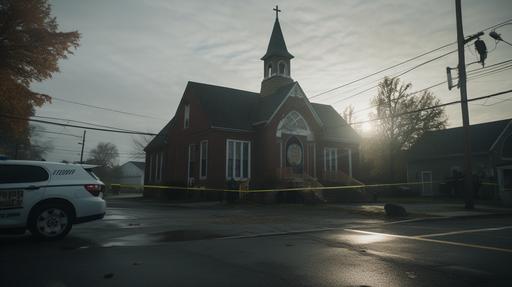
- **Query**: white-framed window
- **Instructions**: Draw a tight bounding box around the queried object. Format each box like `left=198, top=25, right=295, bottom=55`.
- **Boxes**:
left=200, top=140, right=208, bottom=179
left=324, top=147, right=337, bottom=172
left=188, top=144, right=196, bottom=180
left=276, top=111, right=312, bottom=139
left=148, top=153, right=153, bottom=181
left=184, top=104, right=190, bottom=129
left=153, top=152, right=159, bottom=181
left=267, top=64, right=273, bottom=77
left=158, top=152, right=163, bottom=182
left=154, top=152, right=159, bottom=182
left=151, top=152, right=164, bottom=183
left=279, top=140, right=283, bottom=168
left=226, top=139, right=250, bottom=180
left=421, top=170, right=433, bottom=196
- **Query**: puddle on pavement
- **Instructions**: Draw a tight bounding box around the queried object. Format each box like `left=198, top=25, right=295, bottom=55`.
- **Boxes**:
left=103, top=214, right=135, bottom=220
left=102, top=230, right=226, bottom=247
left=59, top=236, right=99, bottom=250
left=156, top=230, right=224, bottom=242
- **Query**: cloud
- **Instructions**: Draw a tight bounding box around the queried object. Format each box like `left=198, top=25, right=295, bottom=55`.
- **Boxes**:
left=33, top=0, right=512, bottom=162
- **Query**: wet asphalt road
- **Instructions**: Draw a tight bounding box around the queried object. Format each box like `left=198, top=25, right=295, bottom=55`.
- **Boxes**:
left=1, top=198, right=511, bottom=287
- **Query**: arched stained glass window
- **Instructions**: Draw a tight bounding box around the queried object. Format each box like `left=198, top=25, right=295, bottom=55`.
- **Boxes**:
left=276, top=111, right=313, bottom=139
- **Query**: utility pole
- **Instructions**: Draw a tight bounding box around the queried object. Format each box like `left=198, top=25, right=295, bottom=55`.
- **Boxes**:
left=80, top=130, right=86, bottom=164
left=455, top=0, right=474, bottom=209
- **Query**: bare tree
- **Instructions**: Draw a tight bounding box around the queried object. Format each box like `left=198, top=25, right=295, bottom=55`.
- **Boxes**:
left=342, top=105, right=355, bottom=126
left=372, top=77, right=447, bottom=150
left=4, top=125, right=54, bottom=160
left=27, top=126, right=54, bottom=160
left=370, top=77, right=447, bottom=181
left=87, top=142, right=119, bottom=168
left=131, top=135, right=153, bottom=159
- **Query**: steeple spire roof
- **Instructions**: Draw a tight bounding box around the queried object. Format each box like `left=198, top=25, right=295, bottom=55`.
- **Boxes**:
left=261, top=7, right=294, bottom=60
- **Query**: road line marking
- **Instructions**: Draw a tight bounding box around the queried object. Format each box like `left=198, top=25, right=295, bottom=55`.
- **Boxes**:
left=416, top=225, right=512, bottom=238
left=344, top=228, right=512, bottom=254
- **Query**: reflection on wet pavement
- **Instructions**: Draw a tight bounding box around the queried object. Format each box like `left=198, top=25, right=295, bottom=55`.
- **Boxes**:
left=102, top=230, right=226, bottom=247
left=339, top=233, right=392, bottom=245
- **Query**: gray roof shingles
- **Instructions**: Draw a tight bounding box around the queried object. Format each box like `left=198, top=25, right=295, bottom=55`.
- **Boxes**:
left=146, top=81, right=360, bottom=151
left=409, top=118, right=511, bottom=159
left=129, top=161, right=145, bottom=171
left=145, top=118, right=173, bottom=151
left=311, top=103, right=361, bottom=143
left=252, top=82, right=296, bottom=124
left=261, top=18, right=294, bottom=60
left=188, top=81, right=260, bottom=131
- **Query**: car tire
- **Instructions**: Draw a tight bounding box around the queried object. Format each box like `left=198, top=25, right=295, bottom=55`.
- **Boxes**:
left=28, top=203, right=74, bottom=240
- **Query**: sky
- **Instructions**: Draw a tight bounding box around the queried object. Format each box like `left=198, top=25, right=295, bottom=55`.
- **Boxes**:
left=31, top=0, right=512, bottom=164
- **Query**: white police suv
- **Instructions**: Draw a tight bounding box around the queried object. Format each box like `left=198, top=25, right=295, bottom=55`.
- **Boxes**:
left=0, top=160, right=106, bottom=240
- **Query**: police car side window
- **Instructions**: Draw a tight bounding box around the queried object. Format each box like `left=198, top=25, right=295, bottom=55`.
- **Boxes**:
left=0, top=165, right=49, bottom=184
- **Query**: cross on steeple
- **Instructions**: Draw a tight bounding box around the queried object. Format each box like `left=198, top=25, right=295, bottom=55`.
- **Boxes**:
left=273, top=5, right=281, bottom=19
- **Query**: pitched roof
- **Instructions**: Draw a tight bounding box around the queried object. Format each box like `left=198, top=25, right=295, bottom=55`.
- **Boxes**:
left=252, top=82, right=296, bottom=124
left=409, top=118, right=511, bottom=159
left=149, top=81, right=360, bottom=145
left=187, top=81, right=259, bottom=131
left=128, top=161, right=145, bottom=171
left=261, top=18, right=294, bottom=60
left=311, top=103, right=361, bottom=143
left=145, top=118, right=173, bottom=151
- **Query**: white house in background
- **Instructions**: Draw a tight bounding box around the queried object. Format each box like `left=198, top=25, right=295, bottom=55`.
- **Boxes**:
left=117, top=161, right=145, bottom=191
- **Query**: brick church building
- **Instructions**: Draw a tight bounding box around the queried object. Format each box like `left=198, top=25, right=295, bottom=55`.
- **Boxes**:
left=144, top=9, right=361, bottom=194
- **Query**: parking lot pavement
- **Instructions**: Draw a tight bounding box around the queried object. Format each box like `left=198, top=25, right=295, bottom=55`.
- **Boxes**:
left=1, top=199, right=511, bottom=286
left=317, top=215, right=512, bottom=282
left=0, top=198, right=387, bottom=248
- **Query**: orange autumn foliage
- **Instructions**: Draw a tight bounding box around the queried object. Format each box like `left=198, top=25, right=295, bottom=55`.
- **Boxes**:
left=0, top=0, right=80, bottom=150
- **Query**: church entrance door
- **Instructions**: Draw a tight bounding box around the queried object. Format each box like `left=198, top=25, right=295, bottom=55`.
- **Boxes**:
left=286, top=136, right=304, bottom=174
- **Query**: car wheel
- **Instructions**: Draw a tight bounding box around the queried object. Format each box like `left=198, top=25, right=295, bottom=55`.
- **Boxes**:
left=28, top=203, right=73, bottom=240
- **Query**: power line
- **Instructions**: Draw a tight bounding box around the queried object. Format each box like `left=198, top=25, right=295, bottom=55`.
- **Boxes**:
left=467, top=63, right=512, bottom=80
left=328, top=49, right=458, bottom=105
left=467, top=58, right=512, bottom=74
left=30, top=128, right=82, bottom=138
left=332, top=54, right=512, bottom=109
left=351, top=89, right=512, bottom=126
left=0, top=114, right=158, bottom=136
left=309, top=45, right=456, bottom=100
left=50, top=96, right=166, bottom=120
left=46, top=149, right=145, bottom=158
left=350, top=58, right=512, bottom=115
left=32, top=115, right=142, bottom=133
left=35, top=144, right=145, bottom=155
left=309, top=17, right=512, bottom=100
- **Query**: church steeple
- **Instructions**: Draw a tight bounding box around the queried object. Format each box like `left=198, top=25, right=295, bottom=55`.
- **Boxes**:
left=261, top=6, right=294, bottom=61
left=260, top=6, right=294, bottom=96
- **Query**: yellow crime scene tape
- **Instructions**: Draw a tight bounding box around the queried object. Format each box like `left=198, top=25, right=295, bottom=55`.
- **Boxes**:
left=107, top=180, right=477, bottom=193
left=481, top=182, right=498, bottom=186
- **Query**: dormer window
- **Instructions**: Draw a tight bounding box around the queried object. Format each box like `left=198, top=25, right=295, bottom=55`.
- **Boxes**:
left=184, top=104, right=190, bottom=129
left=267, top=64, right=273, bottom=77
left=278, top=61, right=286, bottom=75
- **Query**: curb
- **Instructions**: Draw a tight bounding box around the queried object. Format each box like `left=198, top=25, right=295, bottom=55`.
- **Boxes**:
left=411, top=212, right=512, bottom=222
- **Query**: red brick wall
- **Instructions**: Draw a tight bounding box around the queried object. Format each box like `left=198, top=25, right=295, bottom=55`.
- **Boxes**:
left=147, top=86, right=360, bottom=190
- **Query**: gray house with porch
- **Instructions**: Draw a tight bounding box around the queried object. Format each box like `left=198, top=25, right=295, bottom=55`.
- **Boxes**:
left=407, top=119, right=512, bottom=205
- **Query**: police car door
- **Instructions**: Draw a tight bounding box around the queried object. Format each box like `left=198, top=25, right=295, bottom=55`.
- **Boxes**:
left=0, top=164, right=49, bottom=227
